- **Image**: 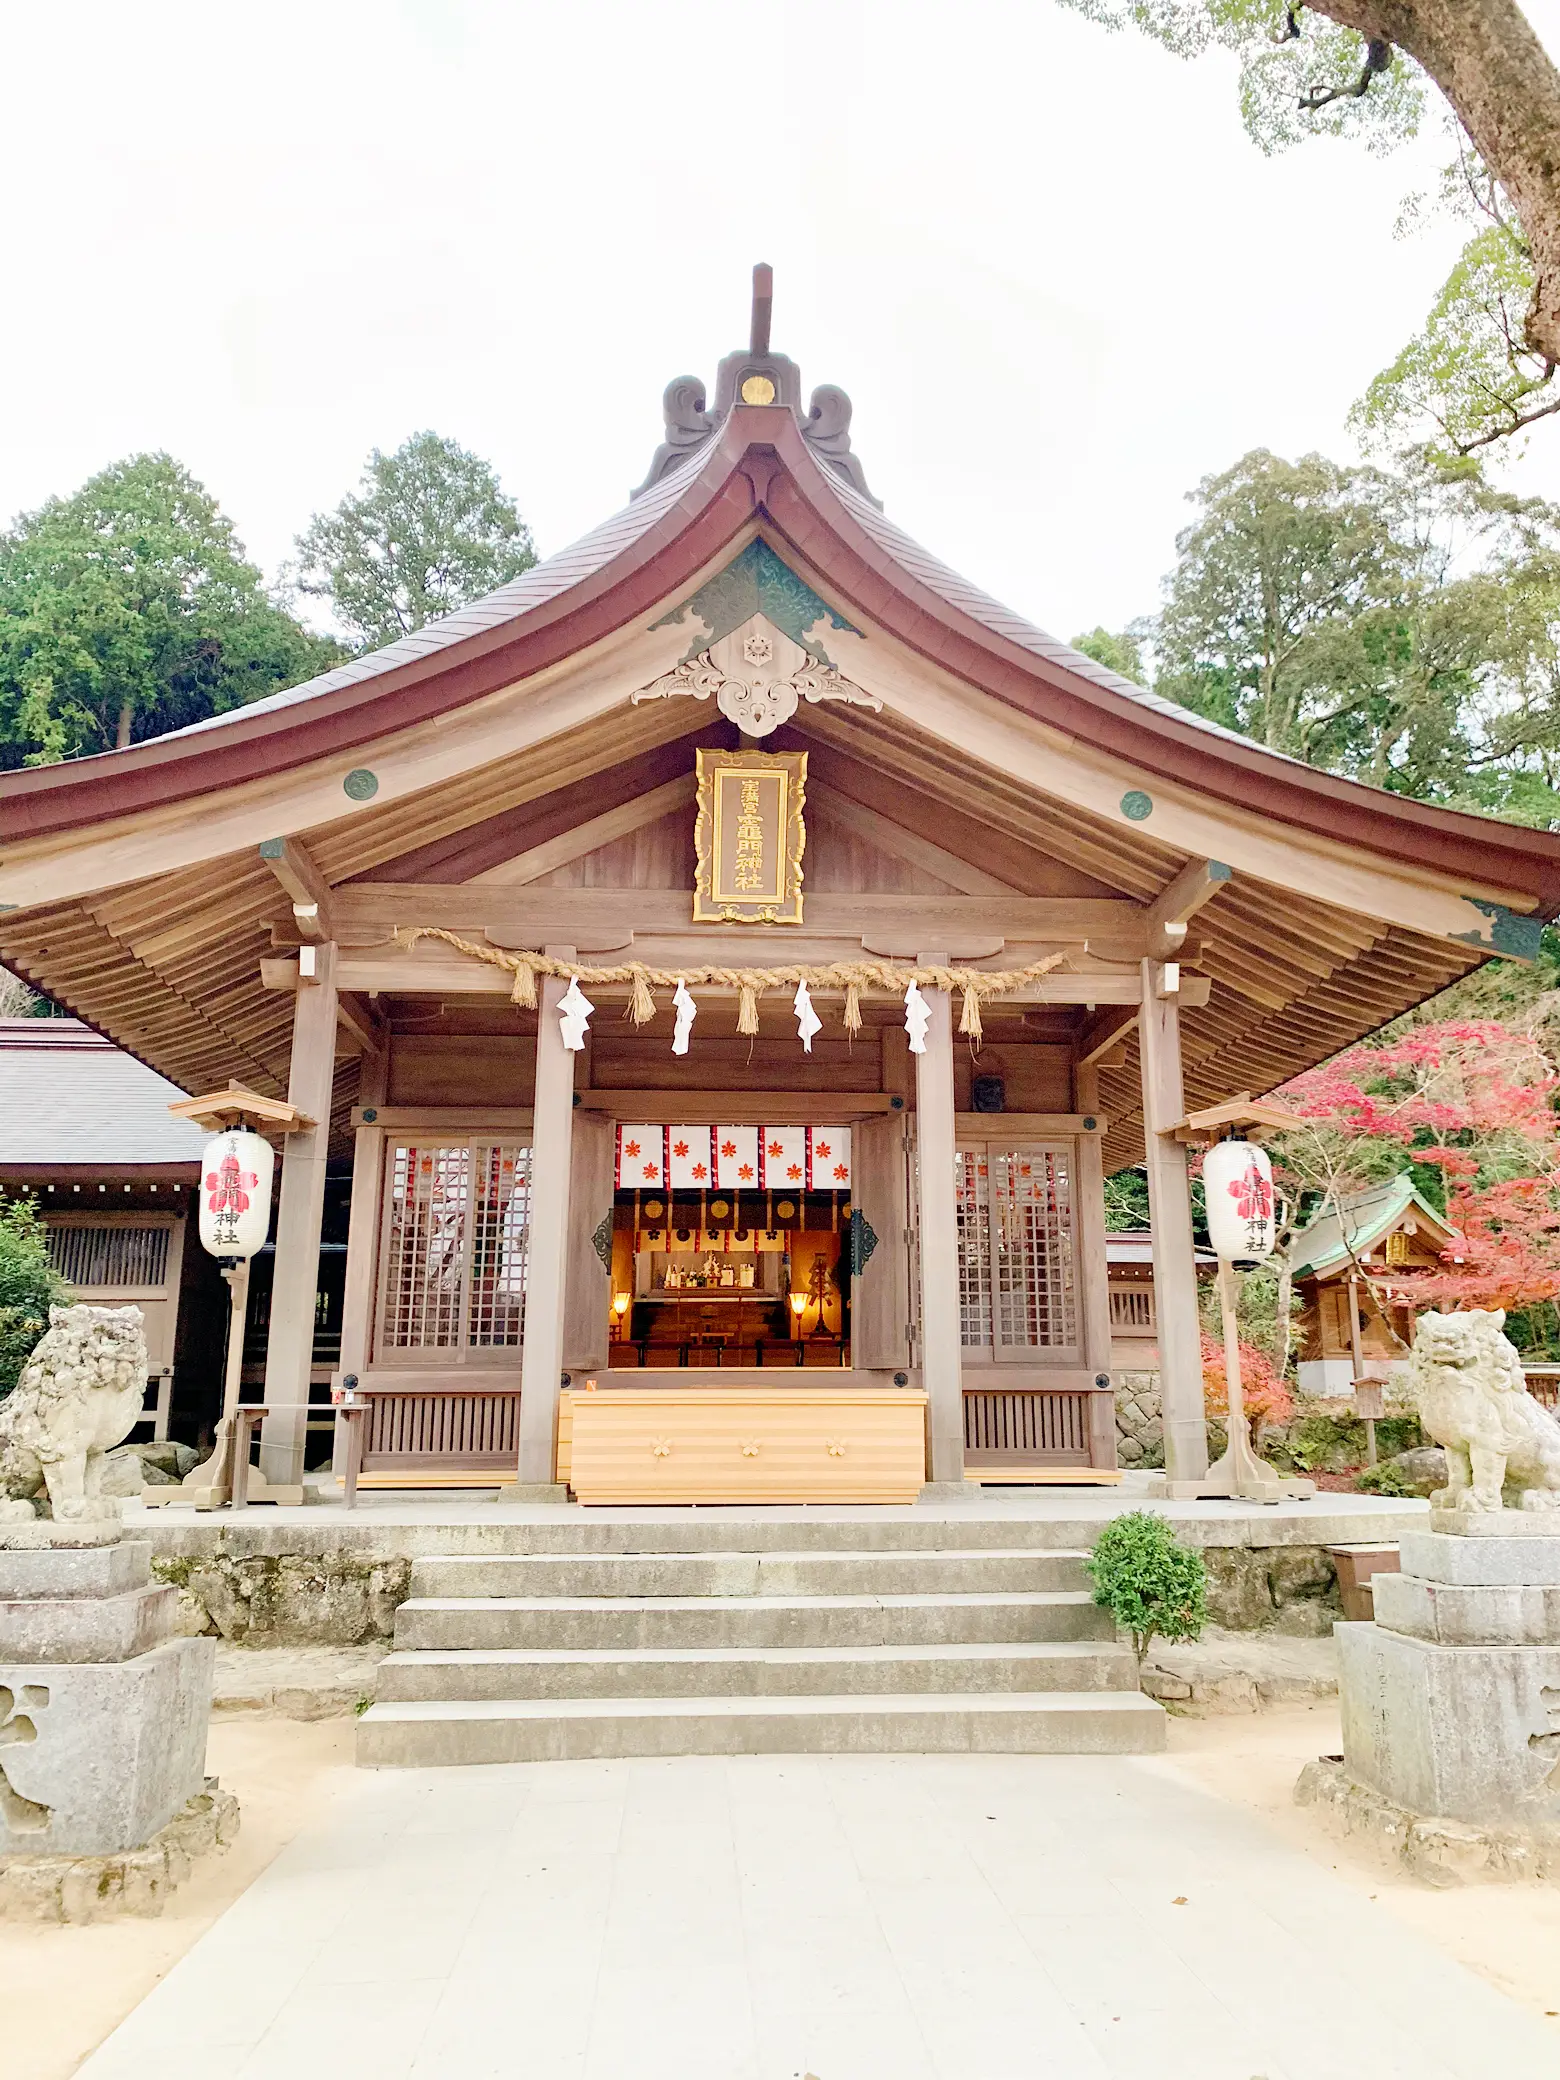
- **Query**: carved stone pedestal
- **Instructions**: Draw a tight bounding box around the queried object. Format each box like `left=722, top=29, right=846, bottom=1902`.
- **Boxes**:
left=1335, top=1519, right=1560, bottom=1835
left=0, top=1532, right=214, bottom=1859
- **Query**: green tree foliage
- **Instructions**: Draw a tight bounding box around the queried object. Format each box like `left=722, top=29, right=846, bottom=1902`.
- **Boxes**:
left=1071, top=626, right=1146, bottom=680
left=1054, top=1, right=1560, bottom=454
left=1085, top=1511, right=1208, bottom=1665
left=0, top=455, right=339, bottom=767
left=1355, top=139, right=1560, bottom=462
left=1104, top=1168, right=1153, bottom=1229
left=291, top=432, right=538, bottom=651
left=1150, top=447, right=1560, bottom=814
left=1055, top=0, right=1426, bottom=155
left=0, top=1196, right=64, bottom=1397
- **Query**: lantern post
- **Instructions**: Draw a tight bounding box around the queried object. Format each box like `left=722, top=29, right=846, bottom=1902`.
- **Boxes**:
left=141, top=1084, right=316, bottom=1511
left=1198, top=1131, right=1314, bottom=1505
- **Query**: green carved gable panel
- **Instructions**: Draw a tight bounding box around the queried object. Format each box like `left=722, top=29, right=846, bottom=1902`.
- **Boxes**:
left=650, top=540, right=861, bottom=666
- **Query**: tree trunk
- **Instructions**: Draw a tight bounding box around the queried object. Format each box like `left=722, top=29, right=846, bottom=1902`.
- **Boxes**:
left=1312, top=0, right=1560, bottom=363
left=115, top=699, right=133, bottom=750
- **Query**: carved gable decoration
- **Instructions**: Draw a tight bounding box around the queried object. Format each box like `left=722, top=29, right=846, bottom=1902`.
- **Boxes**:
left=634, top=542, right=880, bottom=740
left=693, top=747, right=806, bottom=925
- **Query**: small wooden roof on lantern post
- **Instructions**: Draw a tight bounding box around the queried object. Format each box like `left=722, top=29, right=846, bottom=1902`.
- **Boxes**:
left=1170, top=1095, right=1300, bottom=1146
left=166, top=1082, right=316, bottom=1136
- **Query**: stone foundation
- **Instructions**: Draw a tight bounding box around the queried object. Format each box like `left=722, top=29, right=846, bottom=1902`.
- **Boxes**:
left=1295, top=1756, right=1560, bottom=1887
left=0, top=1778, right=239, bottom=1922
left=130, top=1509, right=1413, bottom=1643
left=1114, top=1372, right=1163, bottom=1468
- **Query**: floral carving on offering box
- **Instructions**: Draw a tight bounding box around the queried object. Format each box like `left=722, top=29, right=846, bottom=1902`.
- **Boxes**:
left=693, top=747, right=807, bottom=925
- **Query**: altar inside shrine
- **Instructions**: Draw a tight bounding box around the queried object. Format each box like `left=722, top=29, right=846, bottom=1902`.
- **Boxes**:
left=608, top=1122, right=851, bottom=1368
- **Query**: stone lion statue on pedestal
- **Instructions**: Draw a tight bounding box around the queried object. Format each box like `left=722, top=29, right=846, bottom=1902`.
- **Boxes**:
left=1408, top=1307, right=1560, bottom=1515
left=0, top=1304, right=148, bottom=1521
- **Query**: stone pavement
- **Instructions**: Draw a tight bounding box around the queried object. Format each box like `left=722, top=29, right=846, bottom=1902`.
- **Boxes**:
left=73, top=1749, right=1558, bottom=2080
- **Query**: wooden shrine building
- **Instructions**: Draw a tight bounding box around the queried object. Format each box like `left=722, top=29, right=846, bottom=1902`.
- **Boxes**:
left=4, top=273, right=1560, bottom=1501
left=1291, top=1178, right=1460, bottom=1397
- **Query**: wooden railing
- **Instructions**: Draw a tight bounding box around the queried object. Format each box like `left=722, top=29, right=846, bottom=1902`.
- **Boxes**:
left=962, top=1385, right=1092, bottom=1466
left=1525, top=1366, right=1560, bottom=1411
left=353, top=1382, right=523, bottom=1483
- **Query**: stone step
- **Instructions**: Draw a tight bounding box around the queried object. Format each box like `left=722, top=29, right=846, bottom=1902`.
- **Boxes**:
left=407, top=1549, right=1091, bottom=1601
left=356, top=1689, right=1167, bottom=1766
left=375, top=1639, right=1137, bottom=1702
left=393, top=1590, right=1115, bottom=1652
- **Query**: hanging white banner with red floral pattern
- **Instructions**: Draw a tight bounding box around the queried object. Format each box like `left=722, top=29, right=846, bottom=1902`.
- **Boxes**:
left=667, top=1127, right=714, bottom=1188
left=618, top=1125, right=852, bottom=1190
left=807, top=1128, right=851, bottom=1189
left=715, top=1126, right=760, bottom=1189
left=616, top=1126, right=666, bottom=1188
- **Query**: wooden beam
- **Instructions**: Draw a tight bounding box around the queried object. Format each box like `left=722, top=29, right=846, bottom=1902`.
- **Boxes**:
left=335, top=989, right=388, bottom=1058
left=575, top=1091, right=895, bottom=1122
left=954, top=1113, right=1106, bottom=1137
left=807, top=781, right=1022, bottom=896
left=259, top=836, right=335, bottom=944
left=1146, top=859, right=1232, bottom=960
left=466, top=774, right=697, bottom=888
left=293, top=950, right=1210, bottom=1009
left=1075, top=1004, right=1139, bottom=1067
left=332, top=884, right=1149, bottom=949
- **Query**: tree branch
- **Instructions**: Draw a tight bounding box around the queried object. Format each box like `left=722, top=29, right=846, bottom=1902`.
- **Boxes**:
left=1298, top=35, right=1394, bottom=113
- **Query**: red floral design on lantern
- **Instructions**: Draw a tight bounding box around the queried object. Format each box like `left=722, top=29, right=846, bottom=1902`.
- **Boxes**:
left=205, top=1150, right=258, bottom=1217
left=1229, top=1167, right=1274, bottom=1222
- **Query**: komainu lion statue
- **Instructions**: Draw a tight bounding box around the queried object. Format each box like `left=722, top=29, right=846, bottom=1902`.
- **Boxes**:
left=1409, top=1307, right=1560, bottom=1515
left=0, top=1304, right=148, bottom=1521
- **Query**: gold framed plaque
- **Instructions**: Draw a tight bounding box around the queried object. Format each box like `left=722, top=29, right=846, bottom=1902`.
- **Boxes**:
left=693, top=747, right=807, bottom=924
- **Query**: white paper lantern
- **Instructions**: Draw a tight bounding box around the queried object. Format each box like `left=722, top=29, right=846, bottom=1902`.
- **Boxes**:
left=198, top=1129, right=275, bottom=1257
left=1203, top=1139, right=1275, bottom=1263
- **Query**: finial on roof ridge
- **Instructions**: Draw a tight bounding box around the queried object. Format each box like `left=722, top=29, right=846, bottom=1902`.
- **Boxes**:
left=633, top=267, right=880, bottom=507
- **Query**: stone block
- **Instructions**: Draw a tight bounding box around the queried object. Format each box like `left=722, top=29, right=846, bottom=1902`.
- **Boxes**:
left=1398, top=1529, right=1560, bottom=1587
left=0, top=1636, right=214, bottom=1856
left=0, top=1519, right=121, bottom=1552
left=1428, top=1508, right=1560, bottom=1537
left=1372, top=1571, right=1560, bottom=1647
left=0, top=1583, right=179, bottom=1664
left=0, top=1540, right=151, bottom=1602
left=1337, top=1619, right=1560, bottom=1828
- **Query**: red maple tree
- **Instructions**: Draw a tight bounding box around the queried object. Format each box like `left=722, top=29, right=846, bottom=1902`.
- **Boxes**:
left=1276, top=1017, right=1560, bottom=1322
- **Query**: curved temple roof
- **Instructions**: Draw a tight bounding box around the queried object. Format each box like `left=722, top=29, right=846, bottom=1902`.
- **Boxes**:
left=3, top=286, right=1560, bottom=1168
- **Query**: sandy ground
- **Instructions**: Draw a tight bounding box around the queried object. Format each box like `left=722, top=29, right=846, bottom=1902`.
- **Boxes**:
left=0, top=1719, right=356, bottom=2080
left=1158, top=1702, right=1560, bottom=2028
left=7, top=1705, right=1560, bottom=2075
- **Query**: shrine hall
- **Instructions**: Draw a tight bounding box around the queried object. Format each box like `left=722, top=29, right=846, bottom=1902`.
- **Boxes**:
left=4, top=271, right=1560, bottom=1505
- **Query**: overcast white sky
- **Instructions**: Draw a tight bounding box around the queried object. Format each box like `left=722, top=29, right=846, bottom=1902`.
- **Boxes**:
left=5, top=0, right=1560, bottom=645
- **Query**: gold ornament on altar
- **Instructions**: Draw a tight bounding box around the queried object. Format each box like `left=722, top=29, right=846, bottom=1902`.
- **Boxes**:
left=693, top=747, right=807, bottom=925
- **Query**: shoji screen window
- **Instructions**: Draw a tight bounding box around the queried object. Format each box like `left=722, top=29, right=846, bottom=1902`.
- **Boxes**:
left=954, top=1144, right=1080, bottom=1364
left=375, top=1142, right=532, bottom=1364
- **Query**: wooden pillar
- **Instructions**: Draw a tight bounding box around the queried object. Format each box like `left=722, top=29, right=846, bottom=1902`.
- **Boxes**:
left=260, top=942, right=339, bottom=1487
left=1073, top=1064, right=1118, bottom=1470
left=562, top=1112, right=614, bottom=1375
left=332, top=1042, right=388, bottom=1475
left=1138, top=961, right=1209, bottom=1487
left=915, top=978, right=963, bottom=1484
left=517, top=962, right=577, bottom=1485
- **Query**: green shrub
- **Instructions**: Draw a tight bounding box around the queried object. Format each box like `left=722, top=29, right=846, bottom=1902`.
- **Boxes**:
left=0, top=1195, right=64, bottom=1397
left=1354, top=1462, right=1415, bottom=1497
left=1085, top=1511, right=1208, bottom=1666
